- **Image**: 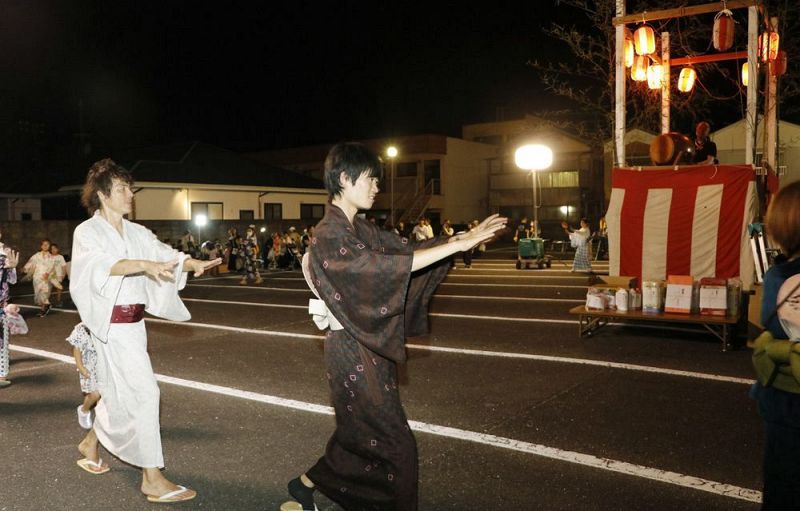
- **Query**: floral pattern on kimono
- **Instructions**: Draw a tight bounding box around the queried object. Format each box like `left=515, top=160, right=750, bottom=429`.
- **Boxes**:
left=66, top=323, right=98, bottom=393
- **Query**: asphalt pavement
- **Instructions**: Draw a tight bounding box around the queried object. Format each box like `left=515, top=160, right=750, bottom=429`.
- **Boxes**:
left=0, top=247, right=763, bottom=510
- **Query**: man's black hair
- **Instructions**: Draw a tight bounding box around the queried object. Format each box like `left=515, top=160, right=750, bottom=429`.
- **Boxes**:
left=323, top=142, right=383, bottom=199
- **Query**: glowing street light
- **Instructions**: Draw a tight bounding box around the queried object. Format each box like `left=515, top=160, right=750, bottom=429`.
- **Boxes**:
left=194, top=214, right=207, bottom=227
left=386, top=146, right=398, bottom=224
left=514, top=144, right=553, bottom=235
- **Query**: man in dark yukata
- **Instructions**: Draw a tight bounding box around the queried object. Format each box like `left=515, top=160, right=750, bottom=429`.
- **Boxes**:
left=279, top=142, right=507, bottom=511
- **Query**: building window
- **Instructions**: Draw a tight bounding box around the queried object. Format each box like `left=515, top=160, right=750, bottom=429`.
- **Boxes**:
left=21, top=213, right=32, bottom=221
left=540, top=171, right=579, bottom=188
left=239, top=210, right=254, bottom=220
left=424, top=160, right=441, bottom=195
left=191, top=202, right=223, bottom=220
left=395, top=161, right=417, bottom=178
left=301, top=203, right=325, bottom=219
left=264, top=203, right=282, bottom=221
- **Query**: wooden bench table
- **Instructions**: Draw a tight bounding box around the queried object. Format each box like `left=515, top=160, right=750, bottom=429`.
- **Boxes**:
left=568, top=305, right=741, bottom=351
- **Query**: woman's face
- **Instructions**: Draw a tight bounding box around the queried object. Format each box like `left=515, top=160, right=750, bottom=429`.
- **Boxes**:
left=40, top=240, right=50, bottom=252
left=581, top=220, right=588, bottom=228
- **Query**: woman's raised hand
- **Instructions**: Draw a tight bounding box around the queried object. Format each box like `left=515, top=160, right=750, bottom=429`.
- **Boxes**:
left=3, top=249, right=19, bottom=269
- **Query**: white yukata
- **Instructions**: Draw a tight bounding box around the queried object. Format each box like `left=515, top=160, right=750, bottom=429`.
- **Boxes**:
left=70, top=211, right=190, bottom=469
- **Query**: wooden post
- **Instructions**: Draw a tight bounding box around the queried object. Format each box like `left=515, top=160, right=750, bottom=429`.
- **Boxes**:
left=745, top=6, right=758, bottom=165
left=615, top=0, right=626, bottom=166
left=661, top=32, right=670, bottom=134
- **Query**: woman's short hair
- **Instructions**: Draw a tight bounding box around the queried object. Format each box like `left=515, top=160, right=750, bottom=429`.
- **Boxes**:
left=766, top=181, right=800, bottom=258
left=80, top=158, right=133, bottom=215
left=323, top=142, right=383, bottom=199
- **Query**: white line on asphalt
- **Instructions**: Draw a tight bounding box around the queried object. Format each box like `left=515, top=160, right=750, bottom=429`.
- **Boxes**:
left=433, top=295, right=583, bottom=303
left=183, top=297, right=306, bottom=309
left=405, top=344, right=753, bottom=385
left=186, top=284, right=310, bottom=292
left=446, top=274, right=594, bottom=279
left=6, top=343, right=762, bottom=504
left=14, top=305, right=751, bottom=385
left=439, top=283, right=587, bottom=289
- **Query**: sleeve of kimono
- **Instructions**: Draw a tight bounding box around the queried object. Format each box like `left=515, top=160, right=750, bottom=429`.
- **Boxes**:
left=310, top=231, right=413, bottom=362
left=69, top=223, right=125, bottom=342
left=22, top=255, right=35, bottom=274
left=6, top=268, right=16, bottom=286
left=134, top=224, right=191, bottom=322
left=404, top=235, right=451, bottom=337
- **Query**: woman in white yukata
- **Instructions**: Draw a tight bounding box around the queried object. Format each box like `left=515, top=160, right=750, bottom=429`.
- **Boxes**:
left=23, top=238, right=56, bottom=316
left=70, top=159, right=220, bottom=504
left=562, top=218, right=593, bottom=273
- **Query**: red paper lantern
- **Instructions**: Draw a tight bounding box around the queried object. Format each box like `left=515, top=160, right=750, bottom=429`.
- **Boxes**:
left=634, top=25, right=655, bottom=55
left=630, top=55, right=648, bottom=81
left=677, top=68, right=696, bottom=92
left=772, top=50, right=788, bottom=77
left=713, top=10, right=735, bottom=51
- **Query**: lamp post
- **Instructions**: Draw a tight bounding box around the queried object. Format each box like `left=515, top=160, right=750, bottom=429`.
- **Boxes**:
left=514, top=144, right=553, bottom=237
left=386, top=146, right=398, bottom=224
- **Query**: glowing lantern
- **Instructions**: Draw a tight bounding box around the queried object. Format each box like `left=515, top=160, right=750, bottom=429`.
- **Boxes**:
left=760, top=32, right=780, bottom=62
left=771, top=50, right=788, bottom=77
left=712, top=10, right=735, bottom=51
left=634, top=25, right=655, bottom=55
left=647, top=64, right=663, bottom=89
left=630, top=55, right=649, bottom=81
left=741, top=62, right=749, bottom=86
left=677, top=67, right=696, bottom=92
left=623, top=28, right=634, bottom=67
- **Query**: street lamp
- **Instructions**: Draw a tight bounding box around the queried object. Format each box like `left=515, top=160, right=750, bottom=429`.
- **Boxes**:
left=386, top=146, right=398, bottom=224
left=194, top=213, right=207, bottom=254
left=514, top=144, right=553, bottom=237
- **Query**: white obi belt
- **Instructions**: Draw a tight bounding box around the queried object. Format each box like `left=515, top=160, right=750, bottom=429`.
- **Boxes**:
left=302, top=253, right=343, bottom=331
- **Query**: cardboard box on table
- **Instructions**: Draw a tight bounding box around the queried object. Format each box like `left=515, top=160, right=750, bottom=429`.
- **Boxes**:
left=665, top=275, right=694, bottom=314
left=586, top=276, right=637, bottom=311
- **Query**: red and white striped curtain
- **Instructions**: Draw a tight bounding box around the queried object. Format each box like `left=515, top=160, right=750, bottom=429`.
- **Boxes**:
left=606, top=165, right=758, bottom=289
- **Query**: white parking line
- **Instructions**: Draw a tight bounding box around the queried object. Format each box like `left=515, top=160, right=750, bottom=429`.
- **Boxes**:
left=14, top=305, right=750, bottom=384
left=6, top=343, right=762, bottom=504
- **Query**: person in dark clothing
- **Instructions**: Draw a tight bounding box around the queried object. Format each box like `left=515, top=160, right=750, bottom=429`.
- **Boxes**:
left=692, top=121, right=718, bottom=164
left=750, top=181, right=800, bottom=510
left=280, top=142, right=506, bottom=511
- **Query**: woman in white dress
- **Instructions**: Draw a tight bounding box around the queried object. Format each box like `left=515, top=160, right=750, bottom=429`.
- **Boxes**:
left=70, top=159, right=220, bottom=504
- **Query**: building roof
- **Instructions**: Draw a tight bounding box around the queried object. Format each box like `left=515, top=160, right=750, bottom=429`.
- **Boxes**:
left=112, top=141, right=324, bottom=189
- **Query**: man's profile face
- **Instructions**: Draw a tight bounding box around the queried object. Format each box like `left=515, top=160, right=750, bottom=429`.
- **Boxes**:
left=696, top=122, right=710, bottom=139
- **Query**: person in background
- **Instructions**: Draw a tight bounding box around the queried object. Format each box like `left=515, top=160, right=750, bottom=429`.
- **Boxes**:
left=23, top=238, right=56, bottom=317
left=412, top=219, right=427, bottom=241
left=300, top=225, right=314, bottom=255
left=423, top=218, right=434, bottom=239
left=692, top=121, right=718, bottom=164
left=751, top=181, right=800, bottom=510
left=562, top=218, right=592, bottom=273
left=441, top=219, right=455, bottom=269
left=396, top=221, right=407, bottom=238
left=49, top=243, right=68, bottom=307
left=67, top=323, right=101, bottom=430
left=596, top=216, right=608, bottom=260
left=0, top=227, right=19, bottom=388
left=226, top=228, right=239, bottom=273
left=514, top=217, right=529, bottom=242
left=240, top=225, right=263, bottom=285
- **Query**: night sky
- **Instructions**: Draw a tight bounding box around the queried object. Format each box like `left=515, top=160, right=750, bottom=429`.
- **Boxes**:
left=0, top=1, right=567, bottom=158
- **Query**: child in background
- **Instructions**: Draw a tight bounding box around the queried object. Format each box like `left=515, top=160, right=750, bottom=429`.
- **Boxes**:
left=66, top=323, right=100, bottom=430
left=49, top=243, right=67, bottom=307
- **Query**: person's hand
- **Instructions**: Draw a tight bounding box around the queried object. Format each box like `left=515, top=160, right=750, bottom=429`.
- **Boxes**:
left=142, top=259, right=179, bottom=281
left=77, top=365, right=90, bottom=379
left=3, top=249, right=19, bottom=269
left=456, top=214, right=507, bottom=251
left=561, top=221, right=569, bottom=230
left=186, top=257, right=222, bottom=277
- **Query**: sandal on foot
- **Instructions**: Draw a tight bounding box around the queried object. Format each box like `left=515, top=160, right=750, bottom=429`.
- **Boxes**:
left=280, top=501, right=319, bottom=511
left=76, top=458, right=110, bottom=475
left=0, top=380, right=11, bottom=388
left=146, top=485, right=196, bottom=504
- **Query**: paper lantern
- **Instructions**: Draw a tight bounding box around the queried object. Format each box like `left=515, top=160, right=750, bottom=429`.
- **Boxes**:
left=772, top=50, right=788, bottom=77
left=677, top=68, right=696, bottom=92
left=630, top=55, right=648, bottom=81
left=634, top=25, right=655, bottom=55
left=647, top=64, right=663, bottom=89
left=712, top=10, right=735, bottom=51
left=760, top=32, right=780, bottom=62
left=624, top=39, right=635, bottom=67
left=741, top=62, right=749, bottom=86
